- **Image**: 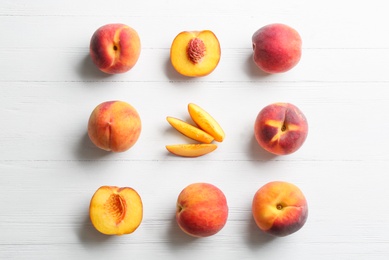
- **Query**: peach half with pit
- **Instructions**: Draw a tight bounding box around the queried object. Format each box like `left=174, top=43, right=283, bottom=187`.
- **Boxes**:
left=252, top=181, right=308, bottom=237
left=90, top=23, right=141, bottom=74
left=170, top=30, right=221, bottom=77
left=252, top=23, right=302, bottom=73
left=88, top=101, right=141, bottom=152
left=254, top=102, right=308, bottom=155
left=176, top=183, right=228, bottom=237
left=89, top=186, right=143, bottom=235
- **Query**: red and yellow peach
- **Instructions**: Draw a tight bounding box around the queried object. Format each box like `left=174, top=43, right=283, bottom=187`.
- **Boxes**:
left=88, top=101, right=141, bottom=152
left=252, top=23, right=302, bottom=73
left=252, top=181, right=308, bottom=237
left=176, top=183, right=228, bottom=237
left=90, top=23, right=141, bottom=74
left=254, top=102, right=308, bottom=155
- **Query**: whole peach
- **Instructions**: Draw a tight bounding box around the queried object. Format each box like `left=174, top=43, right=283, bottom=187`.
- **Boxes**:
left=90, top=23, right=141, bottom=74
left=88, top=101, right=141, bottom=152
left=254, top=102, right=308, bottom=155
left=176, top=183, right=228, bottom=237
left=252, top=181, right=308, bottom=237
left=252, top=23, right=302, bottom=73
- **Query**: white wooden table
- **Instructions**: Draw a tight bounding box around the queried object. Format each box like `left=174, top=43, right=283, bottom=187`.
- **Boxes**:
left=1, top=1, right=389, bottom=259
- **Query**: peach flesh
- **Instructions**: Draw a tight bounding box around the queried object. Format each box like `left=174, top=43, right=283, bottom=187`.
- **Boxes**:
left=89, top=186, right=143, bottom=236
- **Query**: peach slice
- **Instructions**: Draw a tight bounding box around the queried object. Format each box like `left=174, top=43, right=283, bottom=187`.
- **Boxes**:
left=89, top=186, right=143, bottom=235
left=166, top=144, right=217, bottom=157
left=188, top=103, right=225, bottom=142
left=167, top=116, right=214, bottom=144
left=170, top=30, right=221, bottom=77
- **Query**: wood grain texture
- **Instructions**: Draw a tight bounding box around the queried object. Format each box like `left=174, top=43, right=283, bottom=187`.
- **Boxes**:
left=1, top=1, right=389, bottom=259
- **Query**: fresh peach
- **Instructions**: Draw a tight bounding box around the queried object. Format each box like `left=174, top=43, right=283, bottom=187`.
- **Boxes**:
left=252, top=181, right=308, bottom=237
left=166, top=144, right=217, bottom=157
left=166, top=116, right=214, bottom=144
left=89, top=186, right=143, bottom=235
left=188, top=103, right=225, bottom=142
left=88, top=101, right=141, bottom=152
left=176, top=183, right=228, bottom=237
left=252, top=23, right=302, bottom=73
left=90, top=23, right=141, bottom=74
left=254, top=102, right=308, bottom=155
left=170, top=30, right=221, bottom=77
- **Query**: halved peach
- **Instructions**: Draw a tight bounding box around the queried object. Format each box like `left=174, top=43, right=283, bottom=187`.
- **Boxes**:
left=167, top=116, right=214, bottom=144
left=166, top=144, right=217, bottom=157
left=170, top=30, right=221, bottom=77
left=89, top=186, right=143, bottom=235
left=188, top=103, right=225, bottom=142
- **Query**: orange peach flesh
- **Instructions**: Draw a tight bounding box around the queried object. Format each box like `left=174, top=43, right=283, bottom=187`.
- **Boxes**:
left=254, top=103, right=307, bottom=155
left=166, top=116, right=214, bottom=144
left=166, top=144, right=217, bottom=157
left=170, top=30, right=221, bottom=77
left=88, top=101, right=141, bottom=152
left=188, top=103, right=225, bottom=142
left=89, top=186, right=143, bottom=235
left=90, top=24, right=141, bottom=74
left=252, top=181, right=308, bottom=237
left=176, top=183, right=228, bottom=237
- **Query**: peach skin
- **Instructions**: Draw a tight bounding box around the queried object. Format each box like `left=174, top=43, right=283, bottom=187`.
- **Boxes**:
left=90, top=23, right=141, bottom=74
left=252, top=181, right=308, bottom=237
left=176, top=183, right=228, bottom=237
left=88, top=101, right=141, bottom=152
left=252, top=23, right=302, bottom=73
left=254, top=102, right=308, bottom=155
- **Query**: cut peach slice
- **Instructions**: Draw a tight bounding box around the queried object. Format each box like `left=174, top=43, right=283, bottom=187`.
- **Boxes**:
left=167, top=116, right=214, bottom=144
left=170, top=30, right=221, bottom=77
left=188, top=103, right=225, bottom=142
left=166, top=144, right=217, bottom=157
left=89, top=186, right=143, bottom=235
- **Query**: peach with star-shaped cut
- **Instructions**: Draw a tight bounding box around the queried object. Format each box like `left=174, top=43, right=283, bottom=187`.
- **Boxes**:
left=254, top=102, right=308, bottom=155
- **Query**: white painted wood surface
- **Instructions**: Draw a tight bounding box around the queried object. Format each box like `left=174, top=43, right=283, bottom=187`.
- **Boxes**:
left=1, top=0, right=389, bottom=259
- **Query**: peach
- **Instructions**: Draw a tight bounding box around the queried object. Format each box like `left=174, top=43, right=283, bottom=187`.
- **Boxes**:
left=254, top=102, right=308, bottom=155
left=252, top=23, right=302, bottom=73
left=166, top=116, right=214, bottom=144
left=188, top=103, right=225, bottom=142
left=176, top=183, right=228, bottom=237
left=90, top=23, right=141, bottom=74
left=88, top=101, right=141, bottom=152
left=89, top=186, right=143, bottom=235
left=166, top=144, right=217, bottom=157
left=170, top=30, right=221, bottom=77
left=252, top=181, right=308, bottom=237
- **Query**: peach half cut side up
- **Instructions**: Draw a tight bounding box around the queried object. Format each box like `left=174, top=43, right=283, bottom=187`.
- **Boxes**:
left=89, top=186, right=143, bottom=235
left=170, top=30, right=221, bottom=77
